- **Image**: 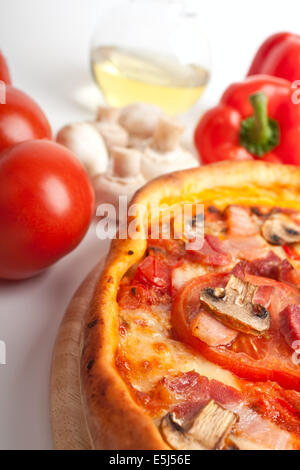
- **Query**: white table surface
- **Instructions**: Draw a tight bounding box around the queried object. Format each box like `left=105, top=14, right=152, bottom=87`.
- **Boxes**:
left=1, top=0, right=300, bottom=450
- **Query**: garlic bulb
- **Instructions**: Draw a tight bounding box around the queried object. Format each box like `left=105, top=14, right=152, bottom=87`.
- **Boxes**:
left=56, top=122, right=108, bottom=177
left=141, top=116, right=198, bottom=180
left=119, top=103, right=164, bottom=138
left=92, top=147, right=145, bottom=213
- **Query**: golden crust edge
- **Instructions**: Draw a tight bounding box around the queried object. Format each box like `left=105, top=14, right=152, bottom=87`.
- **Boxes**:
left=81, top=161, right=300, bottom=450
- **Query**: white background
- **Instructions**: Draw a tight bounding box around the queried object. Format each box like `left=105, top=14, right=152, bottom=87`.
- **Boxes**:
left=0, top=0, right=300, bottom=450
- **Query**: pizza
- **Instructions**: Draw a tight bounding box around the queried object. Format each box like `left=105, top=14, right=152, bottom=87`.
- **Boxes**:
left=81, top=161, right=300, bottom=450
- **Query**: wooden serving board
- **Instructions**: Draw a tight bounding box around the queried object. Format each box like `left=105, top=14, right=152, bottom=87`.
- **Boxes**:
left=50, top=261, right=104, bottom=450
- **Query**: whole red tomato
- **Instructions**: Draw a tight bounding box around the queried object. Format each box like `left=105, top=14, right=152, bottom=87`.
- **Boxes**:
left=0, top=86, right=52, bottom=153
left=0, top=50, right=11, bottom=84
left=0, top=140, right=95, bottom=280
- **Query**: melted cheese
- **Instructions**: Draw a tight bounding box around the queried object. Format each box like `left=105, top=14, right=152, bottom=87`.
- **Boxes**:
left=171, top=262, right=207, bottom=291
left=119, top=303, right=239, bottom=393
left=161, top=186, right=300, bottom=211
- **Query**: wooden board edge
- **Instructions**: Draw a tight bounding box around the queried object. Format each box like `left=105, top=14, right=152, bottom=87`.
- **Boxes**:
left=50, top=260, right=104, bottom=450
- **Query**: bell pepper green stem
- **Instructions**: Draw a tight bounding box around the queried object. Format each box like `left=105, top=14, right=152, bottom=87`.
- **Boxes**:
left=249, top=93, right=271, bottom=143
left=240, top=92, right=280, bottom=157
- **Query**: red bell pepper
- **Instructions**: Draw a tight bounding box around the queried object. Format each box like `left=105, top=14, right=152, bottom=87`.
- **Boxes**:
left=248, top=32, right=300, bottom=83
left=194, top=75, right=300, bottom=165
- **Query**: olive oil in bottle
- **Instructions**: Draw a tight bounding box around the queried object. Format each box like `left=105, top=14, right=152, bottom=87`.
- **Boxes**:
left=91, top=46, right=210, bottom=115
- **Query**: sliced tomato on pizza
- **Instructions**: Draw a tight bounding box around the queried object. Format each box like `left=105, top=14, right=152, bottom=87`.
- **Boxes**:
left=172, top=271, right=300, bottom=390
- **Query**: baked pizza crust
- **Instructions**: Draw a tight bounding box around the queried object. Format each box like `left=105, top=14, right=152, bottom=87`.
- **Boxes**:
left=81, top=161, right=300, bottom=450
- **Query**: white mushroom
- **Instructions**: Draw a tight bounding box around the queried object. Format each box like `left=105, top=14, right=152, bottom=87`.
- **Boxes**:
left=160, top=413, right=205, bottom=450
left=188, top=400, right=238, bottom=450
left=93, top=106, right=129, bottom=150
left=92, top=147, right=145, bottom=214
left=56, top=122, right=108, bottom=177
left=261, top=212, right=300, bottom=245
left=152, top=116, right=185, bottom=152
left=141, top=116, right=198, bottom=180
left=96, top=105, right=121, bottom=123
left=56, top=105, right=198, bottom=188
left=119, top=103, right=164, bottom=139
left=161, top=400, right=238, bottom=450
left=93, top=121, right=129, bottom=150
left=128, top=135, right=152, bottom=151
left=200, top=275, right=271, bottom=336
left=111, top=146, right=141, bottom=178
